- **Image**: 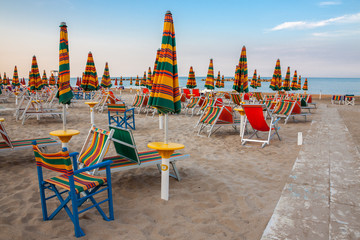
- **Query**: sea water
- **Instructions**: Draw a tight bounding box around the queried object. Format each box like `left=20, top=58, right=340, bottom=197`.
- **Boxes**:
left=69, top=77, right=360, bottom=95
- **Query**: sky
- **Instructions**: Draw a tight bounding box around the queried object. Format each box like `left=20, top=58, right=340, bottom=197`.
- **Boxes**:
left=0, top=0, right=360, bottom=78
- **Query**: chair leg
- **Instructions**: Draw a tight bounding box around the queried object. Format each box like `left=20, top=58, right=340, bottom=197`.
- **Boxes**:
left=71, top=194, right=85, bottom=238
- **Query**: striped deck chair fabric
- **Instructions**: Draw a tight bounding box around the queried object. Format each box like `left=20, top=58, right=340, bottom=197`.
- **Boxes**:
left=331, top=95, right=344, bottom=104
left=33, top=143, right=114, bottom=238
left=253, top=92, right=263, bottom=101
left=230, top=93, right=242, bottom=106
left=184, top=96, right=200, bottom=116
left=131, top=94, right=148, bottom=113
left=107, top=103, right=135, bottom=130
left=344, top=95, right=355, bottom=106
left=273, top=100, right=310, bottom=124
left=199, top=106, right=221, bottom=125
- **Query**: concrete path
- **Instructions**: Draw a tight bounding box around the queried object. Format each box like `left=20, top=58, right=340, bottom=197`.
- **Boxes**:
left=261, top=104, right=360, bottom=239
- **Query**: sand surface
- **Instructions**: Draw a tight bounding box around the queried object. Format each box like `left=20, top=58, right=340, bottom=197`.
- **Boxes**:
left=0, top=91, right=357, bottom=239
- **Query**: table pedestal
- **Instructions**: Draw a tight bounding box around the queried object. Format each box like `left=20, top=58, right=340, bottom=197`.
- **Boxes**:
left=50, top=129, right=80, bottom=148
left=234, top=107, right=246, bottom=139
left=85, top=102, right=98, bottom=125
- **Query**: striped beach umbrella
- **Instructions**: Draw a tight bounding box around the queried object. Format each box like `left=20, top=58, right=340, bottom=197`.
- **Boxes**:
left=233, top=65, right=240, bottom=91
left=297, top=75, right=302, bottom=91
left=257, top=75, right=261, bottom=88
left=101, top=62, right=112, bottom=88
left=30, top=55, right=43, bottom=90
left=120, top=77, right=123, bottom=86
left=130, top=77, right=133, bottom=85
left=49, top=73, right=56, bottom=85
left=114, top=78, right=118, bottom=86
left=215, top=71, right=221, bottom=88
left=204, top=58, right=215, bottom=90
left=186, top=66, right=197, bottom=89
left=149, top=10, right=181, bottom=114
left=81, top=52, right=99, bottom=91
left=42, top=70, right=48, bottom=87
left=303, top=78, right=308, bottom=91
left=141, top=71, right=147, bottom=87
left=291, top=70, right=298, bottom=91
left=135, top=75, right=139, bottom=86
left=3, top=73, right=7, bottom=85
left=146, top=67, right=152, bottom=89
left=239, top=46, right=249, bottom=93
left=0, top=73, right=2, bottom=87
left=221, top=75, right=225, bottom=88
left=57, top=22, right=73, bottom=105
left=152, top=49, right=161, bottom=87
left=270, top=59, right=281, bottom=91
left=12, top=66, right=20, bottom=87
left=250, top=69, right=257, bottom=89
left=282, top=67, right=291, bottom=91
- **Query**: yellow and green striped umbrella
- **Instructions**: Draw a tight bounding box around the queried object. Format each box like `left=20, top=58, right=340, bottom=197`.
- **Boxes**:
left=215, top=71, right=221, bottom=88
left=0, top=73, right=2, bottom=87
left=233, top=65, right=240, bottom=91
left=303, top=78, right=308, bottom=91
left=221, top=75, right=225, bottom=88
left=120, top=77, right=123, bottom=86
left=291, top=70, right=298, bottom=91
left=135, top=75, right=140, bottom=86
left=152, top=49, right=160, bottom=87
left=141, top=71, right=147, bottom=86
left=42, top=70, right=48, bottom=87
left=148, top=10, right=181, bottom=114
left=101, top=62, right=112, bottom=88
left=297, top=75, right=302, bottom=91
left=186, top=66, right=196, bottom=89
left=81, top=52, right=99, bottom=91
left=239, top=46, right=248, bottom=93
left=12, top=66, right=20, bottom=87
left=130, top=77, right=133, bottom=85
left=283, top=66, right=291, bottom=91
left=257, top=75, right=261, bottom=87
left=49, top=72, right=56, bottom=85
left=146, top=67, right=152, bottom=89
left=270, top=59, right=281, bottom=91
left=204, top=58, right=215, bottom=90
left=250, top=69, right=257, bottom=89
left=30, top=55, right=43, bottom=90
left=57, top=22, right=73, bottom=104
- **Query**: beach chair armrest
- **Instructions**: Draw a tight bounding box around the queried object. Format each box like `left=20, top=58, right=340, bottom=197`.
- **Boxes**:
left=272, top=117, right=281, bottom=125
left=69, top=152, right=79, bottom=158
left=70, top=152, right=79, bottom=170
left=73, top=161, right=113, bottom=175
left=126, top=107, right=135, bottom=113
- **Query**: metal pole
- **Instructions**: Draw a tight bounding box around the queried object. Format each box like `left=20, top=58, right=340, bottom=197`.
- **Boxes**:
left=63, top=105, right=67, bottom=131
left=164, top=114, right=168, bottom=144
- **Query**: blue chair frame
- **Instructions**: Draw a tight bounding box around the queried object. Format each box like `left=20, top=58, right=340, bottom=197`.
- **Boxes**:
left=107, top=103, right=135, bottom=130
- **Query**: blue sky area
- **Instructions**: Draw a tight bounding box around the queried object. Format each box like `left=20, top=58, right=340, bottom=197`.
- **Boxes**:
left=0, top=0, right=359, bottom=78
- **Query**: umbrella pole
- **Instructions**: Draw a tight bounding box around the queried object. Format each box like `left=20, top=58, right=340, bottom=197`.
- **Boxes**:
left=161, top=113, right=169, bottom=200
left=159, top=114, right=163, bottom=129
left=164, top=114, right=168, bottom=144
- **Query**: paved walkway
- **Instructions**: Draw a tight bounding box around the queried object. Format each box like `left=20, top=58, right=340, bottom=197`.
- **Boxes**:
left=261, top=104, right=360, bottom=239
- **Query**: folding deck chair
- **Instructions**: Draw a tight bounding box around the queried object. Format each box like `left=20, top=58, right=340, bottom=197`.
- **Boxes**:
left=197, top=97, right=222, bottom=115
left=331, top=95, right=344, bottom=105
left=107, top=103, right=135, bottom=130
left=230, top=93, right=242, bottom=106
left=344, top=95, right=355, bottom=106
left=184, top=96, right=200, bottom=116
left=196, top=106, right=240, bottom=137
left=241, top=104, right=281, bottom=148
left=131, top=94, right=148, bottom=114
left=252, top=92, right=264, bottom=102
left=273, top=100, right=310, bottom=124
left=32, top=142, right=114, bottom=238
left=0, top=118, right=60, bottom=153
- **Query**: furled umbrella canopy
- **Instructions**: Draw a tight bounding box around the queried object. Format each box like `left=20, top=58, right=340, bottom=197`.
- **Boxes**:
left=282, top=67, right=291, bottom=91
left=12, top=66, right=20, bottom=87
left=28, top=71, right=34, bottom=89
left=42, top=70, right=48, bottom=87
left=215, top=71, right=221, bottom=88
left=148, top=10, right=181, bottom=114
left=120, top=77, right=123, bottom=86
left=135, top=75, right=140, bottom=86
left=141, top=71, right=147, bottom=87
left=303, top=78, right=308, bottom=91
left=291, top=70, right=298, bottom=91
left=204, top=58, right=215, bottom=90
left=114, top=78, right=118, bottom=86
left=233, top=65, right=240, bottom=91
left=49, top=73, right=56, bottom=85
left=0, top=73, right=2, bottom=87
left=257, top=75, right=261, bottom=87
left=297, top=75, right=302, bottom=90
left=101, top=62, right=112, bottom=88
left=81, top=52, right=99, bottom=91
left=3, top=73, right=7, bottom=85
left=250, top=69, right=257, bottom=89
left=30, top=56, right=43, bottom=90
left=270, top=59, right=281, bottom=91
left=152, top=49, right=161, bottom=86
left=221, top=75, right=225, bottom=88
left=186, top=66, right=196, bottom=89
left=57, top=22, right=73, bottom=104
left=130, top=77, right=133, bottom=85
left=239, top=46, right=248, bottom=93
left=146, top=67, right=152, bottom=89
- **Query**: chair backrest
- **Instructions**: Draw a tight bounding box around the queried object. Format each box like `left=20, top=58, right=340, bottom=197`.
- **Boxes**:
left=183, top=89, right=191, bottom=99
left=242, top=104, right=270, bottom=132
left=231, top=93, right=242, bottom=106
left=108, top=91, right=117, bottom=104
left=332, top=95, right=343, bottom=101
left=78, top=126, right=112, bottom=167
left=142, top=88, right=149, bottom=94
left=109, top=125, right=140, bottom=164
left=186, top=97, right=199, bottom=108
left=0, top=121, right=13, bottom=148
left=215, top=98, right=223, bottom=107
left=107, top=103, right=126, bottom=113
left=132, top=94, right=144, bottom=107
left=33, top=144, right=73, bottom=176
left=217, top=106, right=233, bottom=123
left=273, top=100, right=296, bottom=116
left=253, top=92, right=263, bottom=101
left=200, top=106, right=222, bottom=125
left=192, top=89, right=200, bottom=97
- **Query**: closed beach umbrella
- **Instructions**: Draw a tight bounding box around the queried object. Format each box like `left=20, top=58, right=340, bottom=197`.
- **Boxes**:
left=101, top=62, right=112, bottom=88
left=12, top=66, right=20, bottom=87
left=42, top=70, right=48, bottom=87
left=186, top=66, right=197, bottom=89
left=28, top=71, right=34, bottom=89
left=221, top=75, right=225, bottom=88
left=233, top=65, right=240, bottom=92
left=135, top=75, right=140, bottom=86
left=120, top=77, right=123, bottom=86
left=297, top=75, right=302, bottom=91
left=270, top=59, right=281, bottom=91
left=130, top=77, right=133, bottom=85
left=303, top=78, right=308, bottom=91
left=291, top=70, right=298, bottom=91
left=204, top=58, right=215, bottom=90
left=30, top=56, right=43, bottom=90
left=239, top=46, right=249, bottom=93
left=146, top=67, right=152, bottom=89
left=0, top=73, right=2, bottom=87
left=81, top=52, right=99, bottom=91
left=215, top=71, right=221, bottom=88
left=257, top=75, right=261, bottom=88
left=49, top=73, right=56, bottom=85
left=250, top=69, right=257, bottom=89
left=3, top=73, right=7, bottom=85
left=114, top=78, right=118, bottom=86
left=141, top=71, right=147, bottom=87
left=283, top=67, right=291, bottom=91
left=152, top=49, right=161, bottom=87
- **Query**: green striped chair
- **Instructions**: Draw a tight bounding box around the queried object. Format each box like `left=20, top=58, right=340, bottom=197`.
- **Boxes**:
left=273, top=100, right=310, bottom=124
left=0, top=118, right=60, bottom=153
left=230, top=93, right=242, bottom=106
left=107, top=103, right=135, bottom=130
left=32, top=142, right=114, bottom=238
left=98, top=125, right=189, bottom=181
left=131, top=94, right=148, bottom=114
left=184, top=96, right=200, bottom=116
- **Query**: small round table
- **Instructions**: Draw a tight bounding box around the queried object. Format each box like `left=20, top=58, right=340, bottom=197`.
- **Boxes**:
left=50, top=129, right=80, bottom=148
left=148, top=142, right=185, bottom=201
left=234, top=107, right=246, bottom=139
left=85, top=102, right=98, bottom=125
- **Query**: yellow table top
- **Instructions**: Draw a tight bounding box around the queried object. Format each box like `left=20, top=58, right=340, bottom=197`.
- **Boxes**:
left=234, top=108, right=245, bottom=116
left=49, top=129, right=80, bottom=137
left=0, top=118, right=4, bottom=122
left=148, top=142, right=184, bottom=151
left=85, top=102, right=99, bottom=108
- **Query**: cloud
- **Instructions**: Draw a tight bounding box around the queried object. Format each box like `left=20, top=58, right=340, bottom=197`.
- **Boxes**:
left=312, top=29, right=360, bottom=37
left=270, top=12, right=360, bottom=31
left=318, top=1, right=342, bottom=6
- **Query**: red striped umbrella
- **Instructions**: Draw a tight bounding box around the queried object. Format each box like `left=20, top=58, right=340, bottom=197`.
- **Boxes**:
left=120, top=77, right=123, bottom=86
left=0, top=74, right=2, bottom=89
left=239, top=46, right=248, bottom=93
left=291, top=70, right=298, bottom=90
left=114, top=78, right=118, bottom=86
left=135, top=75, right=140, bottom=86
left=101, top=62, right=112, bottom=88
left=257, top=75, right=261, bottom=87
left=204, top=58, right=215, bottom=90
left=186, top=66, right=196, bottom=89
left=30, top=56, right=43, bottom=90
left=233, top=65, right=240, bottom=91
left=303, top=78, right=308, bottom=91
left=12, top=66, right=20, bottom=87
left=130, top=77, right=133, bottom=85
left=152, top=49, right=161, bottom=88
left=42, top=70, right=48, bottom=87
left=141, top=71, right=147, bottom=87
left=270, top=59, right=281, bottom=91
left=221, top=75, right=225, bottom=88
left=297, top=75, right=302, bottom=91
left=283, top=67, right=291, bottom=91
left=81, top=52, right=99, bottom=91
left=250, top=69, right=257, bottom=89
left=146, top=67, right=152, bottom=89
left=49, top=73, right=56, bottom=85
left=215, top=71, right=221, bottom=88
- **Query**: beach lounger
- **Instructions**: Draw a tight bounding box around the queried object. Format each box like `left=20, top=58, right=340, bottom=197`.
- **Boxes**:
left=0, top=118, right=60, bottom=152
left=192, top=88, right=200, bottom=97
left=344, top=95, right=355, bottom=106
left=183, top=88, right=191, bottom=99
left=273, top=100, right=310, bottom=124
left=184, top=96, right=200, bottom=116
left=107, top=103, right=135, bottom=130
left=32, top=142, right=114, bottom=238
left=331, top=95, right=344, bottom=105
left=252, top=92, right=264, bottom=102
left=230, top=93, right=242, bottom=106
left=196, top=106, right=240, bottom=137
left=197, top=97, right=222, bottom=115
left=241, top=104, right=281, bottom=148
left=131, top=94, right=148, bottom=114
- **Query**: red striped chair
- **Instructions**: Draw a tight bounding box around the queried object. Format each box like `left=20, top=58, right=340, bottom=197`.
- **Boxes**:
left=32, top=142, right=114, bottom=238
left=0, top=118, right=60, bottom=153
left=273, top=100, right=310, bottom=124
left=230, top=93, right=242, bottom=106
left=131, top=94, right=148, bottom=114
left=241, top=104, right=281, bottom=148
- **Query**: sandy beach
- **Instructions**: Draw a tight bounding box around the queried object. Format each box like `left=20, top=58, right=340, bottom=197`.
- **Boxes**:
left=0, top=91, right=359, bottom=239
